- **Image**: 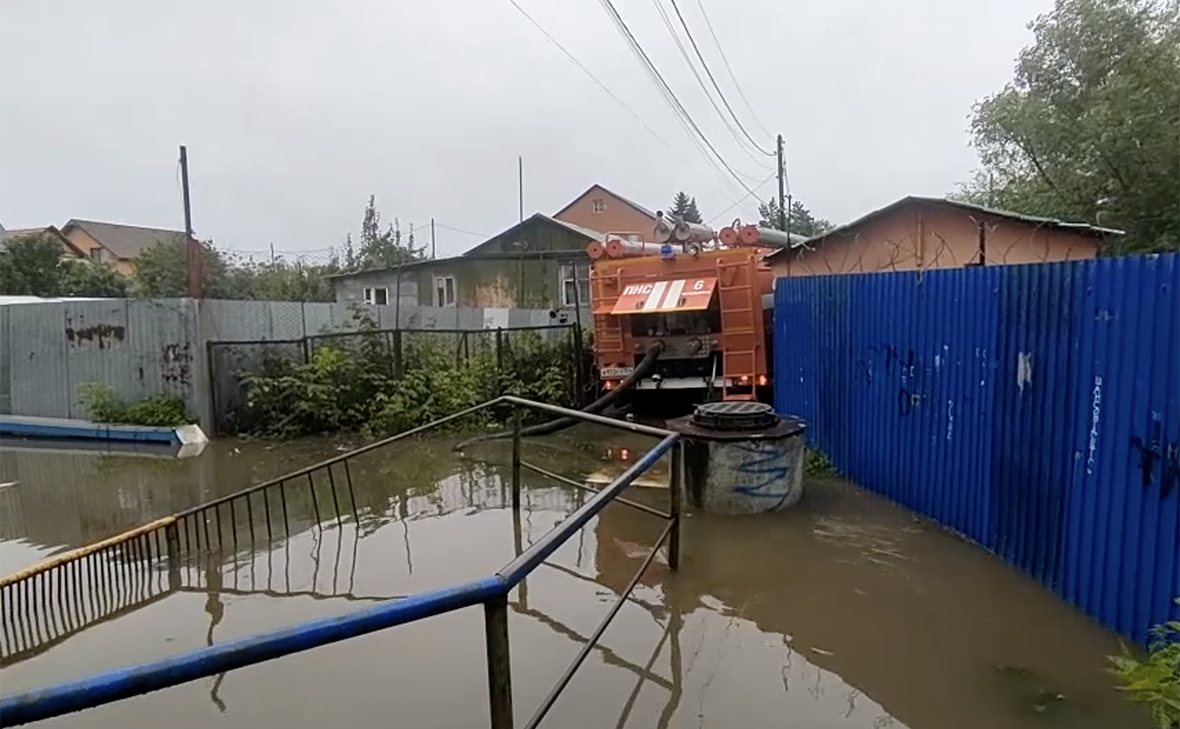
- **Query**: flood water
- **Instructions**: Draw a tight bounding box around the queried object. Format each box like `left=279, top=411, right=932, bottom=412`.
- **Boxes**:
left=0, top=428, right=1149, bottom=729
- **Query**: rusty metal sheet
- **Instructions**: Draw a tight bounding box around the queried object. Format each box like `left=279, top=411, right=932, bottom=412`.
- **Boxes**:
left=610, top=277, right=718, bottom=315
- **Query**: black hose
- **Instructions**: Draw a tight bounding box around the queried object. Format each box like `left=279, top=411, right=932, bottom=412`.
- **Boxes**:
left=453, top=342, right=664, bottom=451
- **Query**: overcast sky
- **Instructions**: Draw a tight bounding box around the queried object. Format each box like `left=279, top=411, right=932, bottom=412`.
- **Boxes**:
left=0, top=0, right=1049, bottom=259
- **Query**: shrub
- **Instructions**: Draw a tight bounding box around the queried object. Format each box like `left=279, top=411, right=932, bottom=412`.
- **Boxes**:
left=78, top=382, right=193, bottom=427
left=1108, top=601, right=1180, bottom=729
left=237, top=311, right=579, bottom=439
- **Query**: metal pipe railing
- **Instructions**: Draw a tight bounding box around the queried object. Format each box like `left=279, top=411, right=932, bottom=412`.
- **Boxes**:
left=0, top=396, right=683, bottom=729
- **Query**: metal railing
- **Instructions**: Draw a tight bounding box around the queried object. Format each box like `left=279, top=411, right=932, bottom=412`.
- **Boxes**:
left=0, top=395, right=682, bottom=728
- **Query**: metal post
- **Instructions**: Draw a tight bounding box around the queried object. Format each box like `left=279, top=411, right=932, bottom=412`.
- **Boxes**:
left=484, top=595, right=514, bottom=729
left=165, top=522, right=182, bottom=589
left=511, top=407, right=522, bottom=511
left=668, top=442, right=682, bottom=571
left=776, top=134, right=786, bottom=233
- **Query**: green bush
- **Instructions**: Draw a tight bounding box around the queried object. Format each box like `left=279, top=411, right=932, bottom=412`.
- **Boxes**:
left=78, top=382, right=193, bottom=427
left=237, top=311, right=579, bottom=439
left=1108, top=601, right=1180, bottom=729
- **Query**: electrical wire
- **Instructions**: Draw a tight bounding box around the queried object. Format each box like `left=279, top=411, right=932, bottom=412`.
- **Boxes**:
left=594, top=0, right=768, bottom=202
left=690, top=0, right=774, bottom=140
left=706, top=171, right=776, bottom=224
left=666, top=0, right=774, bottom=157
left=502, top=0, right=675, bottom=152
left=648, top=0, right=773, bottom=169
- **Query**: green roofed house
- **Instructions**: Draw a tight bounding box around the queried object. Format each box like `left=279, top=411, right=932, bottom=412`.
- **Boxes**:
left=328, top=213, right=603, bottom=313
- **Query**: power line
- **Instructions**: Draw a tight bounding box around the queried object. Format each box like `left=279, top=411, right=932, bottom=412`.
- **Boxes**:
left=594, top=0, right=767, bottom=201
left=665, top=0, right=774, bottom=157
left=648, top=0, right=773, bottom=168
left=707, top=171, right=776, bottom=224
left=692, top=0, right=773, bottom=139
left=502, top=0, right=675, bottom=152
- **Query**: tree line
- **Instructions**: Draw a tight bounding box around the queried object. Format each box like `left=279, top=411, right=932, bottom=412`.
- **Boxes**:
left=0, top=195, right=426, bottom=301
left=667, top=190, right=833, bottom=238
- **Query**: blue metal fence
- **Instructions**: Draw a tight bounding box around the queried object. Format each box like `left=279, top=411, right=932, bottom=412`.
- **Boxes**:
left=774, top=254, right=1180, bottom=644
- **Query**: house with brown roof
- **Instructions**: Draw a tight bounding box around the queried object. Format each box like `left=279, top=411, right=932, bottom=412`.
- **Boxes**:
left=764, top=196, right=1122, bottom=278
left=1, top=225, right=86, bottom=259
left=60, top=219, right=186, bottom=275
left=552, top=184, right=659, bottom=238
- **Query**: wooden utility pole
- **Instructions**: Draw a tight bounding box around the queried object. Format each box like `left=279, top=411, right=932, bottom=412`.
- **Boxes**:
left=179, top=145, right=202, bottom=298
left=776, top=134, right=787, bottom=233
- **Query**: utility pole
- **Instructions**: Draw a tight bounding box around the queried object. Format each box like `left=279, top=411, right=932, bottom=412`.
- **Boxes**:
left=776, top=134, right=787, bottom=233
left=179, top=145, right=202, bottom=298
left=430, top=218, right=436, bottom=259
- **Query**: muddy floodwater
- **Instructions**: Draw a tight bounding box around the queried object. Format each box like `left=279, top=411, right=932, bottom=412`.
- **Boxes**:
left=0, top=428, right=1149, bottom=729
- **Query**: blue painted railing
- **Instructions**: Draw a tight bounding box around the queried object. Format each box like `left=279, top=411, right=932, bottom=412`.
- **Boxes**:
left=0, top=396, right=683, bottom=728
left=774, top=254, right=1180, bottom=644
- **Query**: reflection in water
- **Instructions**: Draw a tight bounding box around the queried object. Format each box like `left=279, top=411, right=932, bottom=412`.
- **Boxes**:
left=0, top=426, right=1150, bottom=729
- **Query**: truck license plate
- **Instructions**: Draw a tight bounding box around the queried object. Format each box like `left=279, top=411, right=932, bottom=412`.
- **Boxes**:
left=601, top=366, right=635, bottom=378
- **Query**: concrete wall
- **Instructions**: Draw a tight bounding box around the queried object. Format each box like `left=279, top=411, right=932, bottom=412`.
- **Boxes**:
left=1, top=298, right=590, bottom=433
left=769, top=201, right=1102, bottom=278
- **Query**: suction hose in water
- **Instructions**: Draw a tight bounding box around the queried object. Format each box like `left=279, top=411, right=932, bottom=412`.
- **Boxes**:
left=453, top=341, right=664, bottom=451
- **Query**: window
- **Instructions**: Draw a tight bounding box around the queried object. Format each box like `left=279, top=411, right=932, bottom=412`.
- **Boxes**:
left=591, top=198, right=606, bottom=214
left=560, top=262, right=590, bottom=307
left=434, top=275, right=456, bottom=307
left=89, top=247, right=105, bottom=263
left=363, top=287, right=389, bottom=306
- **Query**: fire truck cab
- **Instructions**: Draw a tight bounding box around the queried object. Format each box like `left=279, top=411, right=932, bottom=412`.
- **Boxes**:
left=589, top=245, right=776, bottom=403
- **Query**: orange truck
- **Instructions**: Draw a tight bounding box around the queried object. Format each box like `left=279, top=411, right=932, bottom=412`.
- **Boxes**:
left=588, top=219, right=782, bottom=403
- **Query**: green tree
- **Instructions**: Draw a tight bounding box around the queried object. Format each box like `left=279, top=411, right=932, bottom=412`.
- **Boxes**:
left=132, top=238, right=232, bottom=298
left=0, top=234, right=134, bottom=297
left=669, top=191, right=703, bottom=224
left=60, top=259, right=131, bottom=297
left=757, top=199, right=832, bottom=238
left=957, top=0, right=1180, bottom=253
left=0, top=235, right=66, bottom=296
left=350, top=195, right=426, bottom=270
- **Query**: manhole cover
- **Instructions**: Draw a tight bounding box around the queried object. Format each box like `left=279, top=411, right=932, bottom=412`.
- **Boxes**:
left=691, top=401, right=777, bottom=431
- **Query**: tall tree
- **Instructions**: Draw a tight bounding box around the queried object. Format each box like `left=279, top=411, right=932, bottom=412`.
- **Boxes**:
left=352, top=195, right=426, bottom=270
left=669, top=191, right=704, bottom=224
left=757, top=199, right=833, bottom=238
left=957, top=0, right=1179, bottom=253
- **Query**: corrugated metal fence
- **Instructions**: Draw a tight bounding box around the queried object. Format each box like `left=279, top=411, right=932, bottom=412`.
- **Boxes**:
left=774, top=254, right=1179, bottom=643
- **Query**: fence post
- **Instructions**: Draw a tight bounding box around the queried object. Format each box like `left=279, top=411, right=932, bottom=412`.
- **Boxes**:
left=392, top=329, right=403, bottom=379
left=165, top=522, right=182, bottom=589
left=668, top=441, right=682, bottom=571
left=572, top=324, right=586, bottom=408
left=511, top=406, right=522, bottom=511
left=484, top=595, right=514, bottom=729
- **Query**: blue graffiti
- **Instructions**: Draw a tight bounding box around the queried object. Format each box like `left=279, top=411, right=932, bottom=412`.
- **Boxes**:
left=732, top=443, right=793, bottom=509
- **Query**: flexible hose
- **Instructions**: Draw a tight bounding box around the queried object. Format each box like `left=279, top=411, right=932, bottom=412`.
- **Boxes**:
left=453, top=342, right=664, bottom=451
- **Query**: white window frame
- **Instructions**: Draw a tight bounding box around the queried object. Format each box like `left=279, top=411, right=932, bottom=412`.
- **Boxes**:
left=434, top=275, right=456, bottom=307
left=560, top=262, right=590, bottom=307
left=89, top=247, right=105, bottom=263
left=591, top=198, right=606, bottom=214
left=363, top=286, right=389, bottom=306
